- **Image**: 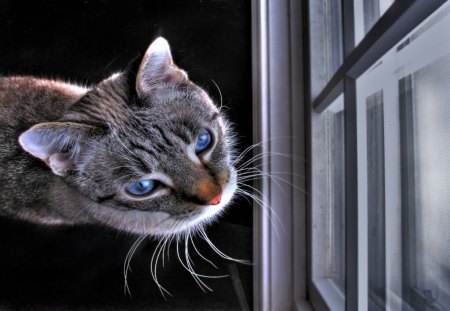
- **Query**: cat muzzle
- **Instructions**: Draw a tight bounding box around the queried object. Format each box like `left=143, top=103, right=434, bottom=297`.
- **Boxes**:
left=207, top=191, right=222, bottom=205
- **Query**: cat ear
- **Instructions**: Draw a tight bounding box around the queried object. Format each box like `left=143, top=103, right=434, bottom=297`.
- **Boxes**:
left=136, top=37, right=188, bottom=96
left=19, top=122, right=97, bottom=176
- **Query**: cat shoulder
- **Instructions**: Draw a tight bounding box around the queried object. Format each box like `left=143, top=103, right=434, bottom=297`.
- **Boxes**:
left=0, top=76, right=89, bottom=99
left=0, top=76, right=90, bottom=127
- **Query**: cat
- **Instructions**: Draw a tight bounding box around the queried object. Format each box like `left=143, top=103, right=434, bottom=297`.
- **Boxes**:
left=0, top=37, right=237, bottom=237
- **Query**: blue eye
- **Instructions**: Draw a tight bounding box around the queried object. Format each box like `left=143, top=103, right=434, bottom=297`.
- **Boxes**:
left=195, top=129, right=212, bottom=153
left=126, top=179, right=156, bottom=196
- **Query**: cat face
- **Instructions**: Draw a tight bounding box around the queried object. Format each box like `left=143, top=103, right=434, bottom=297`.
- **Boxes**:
left=19, top=38, right=237, bottom=236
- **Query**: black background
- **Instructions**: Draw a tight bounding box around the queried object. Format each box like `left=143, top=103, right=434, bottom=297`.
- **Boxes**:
left=0, top=0, right=253, bottom=309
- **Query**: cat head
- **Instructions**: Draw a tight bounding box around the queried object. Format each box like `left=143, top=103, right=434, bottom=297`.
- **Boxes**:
left=19, top=37, right=237, bottom=236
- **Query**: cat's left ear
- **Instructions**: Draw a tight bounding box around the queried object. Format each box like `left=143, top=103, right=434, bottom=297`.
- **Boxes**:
left=19, top=122, right=98, bottom=176
left=136, top=37, right=188, bottom=97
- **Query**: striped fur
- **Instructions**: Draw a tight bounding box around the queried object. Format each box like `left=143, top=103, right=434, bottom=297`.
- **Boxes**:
left=0, top=38, right=237, bottom=235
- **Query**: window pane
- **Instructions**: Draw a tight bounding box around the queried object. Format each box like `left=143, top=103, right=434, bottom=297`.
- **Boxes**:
left=328, top=99, right=346, bottom=292
left=312, top=94, right=346, bottom=296
left=354, top=0, right=395, bottom=45
left=357, top=2, right=450, bottom=310
left=400, top=55, right=450, bottom=310
left=366, top=90, right=386, bottom=310
left=309, top=0, right=343, bottom=99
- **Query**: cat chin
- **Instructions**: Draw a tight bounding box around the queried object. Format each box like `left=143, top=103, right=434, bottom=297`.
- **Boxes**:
left=92, top=169, right=238, bottom=236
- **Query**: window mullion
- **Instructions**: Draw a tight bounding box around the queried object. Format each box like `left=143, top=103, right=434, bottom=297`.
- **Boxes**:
left=313, top=0, right=444, bottom=112
left=342, top=6, right=359, bottom=309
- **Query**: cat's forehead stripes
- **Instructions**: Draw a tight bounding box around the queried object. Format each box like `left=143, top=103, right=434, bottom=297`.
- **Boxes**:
left=67, top=79, right=132, bottom=127
left=123, top=126, right=188, bottom=166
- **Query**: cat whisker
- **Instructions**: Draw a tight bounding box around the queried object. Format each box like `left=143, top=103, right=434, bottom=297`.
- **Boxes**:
left=150, top=236, right=172, bottom=299
left=189, top=234, right=218, bottom=269
left=161, top=234, right=175, bottom=268
left=123, top=233, right=148, bottom=296
left=233, top=186, right=283, bottom=240
left=210, top=79, right=224, bottom=111
left=123, top=215, right=172, bottom=296
left=231, top=140, right=265, bottom=167
left=237, top=170, right=305, bottom=180
left=235, top=150, right=306, bottom=172
left=185, top=236, right=213, bottom=292
left=175, top=237, right=208, bottom=292
left=166, top=235, right=174, bottom=263
left=232, top=136, right=306, bottom=167
left=198, top=228, right=251, bottom=265
left=186, top=234, right=228, bottom=282
left=234, top=188, right=284, bottom=239
left=237, top=168, right=288, bottom=197
left=170, top=230, right=229, bottom=293
left=237, top=169, right=308, bottom=196
left=237, top=164, right=305, bottom=177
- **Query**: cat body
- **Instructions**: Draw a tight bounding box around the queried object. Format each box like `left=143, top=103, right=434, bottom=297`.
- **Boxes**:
left=0, top=77, right=89, bottom=224
left=0, top=38, right=237, bottom=236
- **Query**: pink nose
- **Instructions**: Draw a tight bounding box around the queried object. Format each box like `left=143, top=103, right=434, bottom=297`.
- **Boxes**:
left=207, top=191, right=222, bottom=205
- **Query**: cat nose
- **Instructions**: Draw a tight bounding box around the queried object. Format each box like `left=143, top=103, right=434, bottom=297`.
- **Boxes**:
left=194, top=180, right=222, bottom=205
left=207, top=191, right=222, bottom=205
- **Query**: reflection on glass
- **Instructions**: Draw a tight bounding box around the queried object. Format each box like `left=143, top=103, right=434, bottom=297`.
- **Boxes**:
left=324, top=96, right=346, bottom=293
left=400, top=55, right=450, bottom=310
left=357, top=2, right=450, bottom=310
left=313, top=94, right=346, bottom=303
left=354, top=0, right=395, bottom=45
left=366, top=91, right=386, bottom=310
left=329, top=110, right=345, bottom=292
left=309, top=0, right=343, bottom=98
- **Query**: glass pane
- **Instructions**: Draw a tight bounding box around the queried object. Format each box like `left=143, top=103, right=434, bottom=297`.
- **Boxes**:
left=357, top=2, right=450, bottom=310
left=312, top=94, right=346, bottom=295
left=309, top=0, right=343, bottom=99
left=366, top=90, right=386, bottom=310
left=354, top=0, right=395, bottom=45
left=328, top=98, right=346, bottom=292
left=400, top=55, right=450, bottom=310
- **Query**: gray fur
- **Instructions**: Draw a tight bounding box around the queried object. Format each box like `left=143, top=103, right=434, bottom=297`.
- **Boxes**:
left=0, top=38, right=236, bottom=236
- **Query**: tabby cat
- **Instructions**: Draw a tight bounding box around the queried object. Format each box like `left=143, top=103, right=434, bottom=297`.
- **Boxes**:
left=0, top=37, right=237, bottom=236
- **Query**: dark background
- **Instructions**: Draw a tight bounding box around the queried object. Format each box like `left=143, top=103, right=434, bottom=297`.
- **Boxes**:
left=0, top=0, right=253, bottom=309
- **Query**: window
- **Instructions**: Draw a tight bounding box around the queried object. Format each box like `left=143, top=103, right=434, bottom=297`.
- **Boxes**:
left=309, top=0, right=343, bottom=99
left=253, top=0, right=450, bottom=309
left=354, top=0, right=395, bottom=44
left=358, top=5, right=450, bottom=309
left=400, top=56, right=450, bottom=310
left=312, top=95, right=346, bottom=301
left=308, top=0, right=449, bottom=310
left=365, top=90, right=386, bottom=310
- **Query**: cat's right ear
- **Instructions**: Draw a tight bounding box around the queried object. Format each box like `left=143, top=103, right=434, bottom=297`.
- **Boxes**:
left=19, top=122, right=98, bottom=176
left=136, top=37, right=188, bottom=97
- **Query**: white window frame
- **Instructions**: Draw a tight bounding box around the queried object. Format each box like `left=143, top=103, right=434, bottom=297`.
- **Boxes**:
left=252, top=0, right=310, bottom=310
